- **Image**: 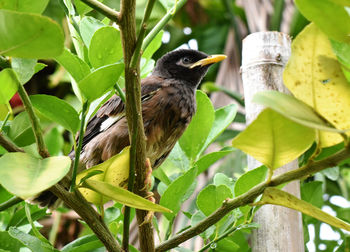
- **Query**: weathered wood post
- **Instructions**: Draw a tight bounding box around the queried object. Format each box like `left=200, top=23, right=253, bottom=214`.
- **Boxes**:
left=241, top=32, right=304, bottom=251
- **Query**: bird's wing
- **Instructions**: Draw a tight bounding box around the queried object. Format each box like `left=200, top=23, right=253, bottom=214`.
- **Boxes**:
left=70, top=76, right=165, bottom=159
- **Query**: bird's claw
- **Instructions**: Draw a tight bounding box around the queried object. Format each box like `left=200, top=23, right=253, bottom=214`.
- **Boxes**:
left=141, top=158, right=153, bottom=192
left=140, top=210, right=154, bottom=226
left=140, top=159, right=155, bottom=225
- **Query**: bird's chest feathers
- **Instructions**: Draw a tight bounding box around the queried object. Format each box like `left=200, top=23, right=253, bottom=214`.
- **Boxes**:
left=143, top=86, right=195, bottom=163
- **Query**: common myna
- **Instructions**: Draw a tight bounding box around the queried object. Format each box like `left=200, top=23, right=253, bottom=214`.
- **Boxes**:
left=35, top=49, right=226, bottom=207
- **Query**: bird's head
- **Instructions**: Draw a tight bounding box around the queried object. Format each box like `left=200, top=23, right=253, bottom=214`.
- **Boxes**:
left=153, top=49, right=226, bottom=87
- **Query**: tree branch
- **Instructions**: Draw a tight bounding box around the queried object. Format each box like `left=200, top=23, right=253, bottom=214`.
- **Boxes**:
left=0, top=132, right=24, bottom=153
left=80, top=0, right=121, bottom=23
left=155, top=146, right=350, bottom=251
left=16, top=83, right=49, bottom=158
left=120, top=0, right=156, bottom=250
left=119, top=0, right=153, bottom=250
left=50, top=184, right=122, bottom=252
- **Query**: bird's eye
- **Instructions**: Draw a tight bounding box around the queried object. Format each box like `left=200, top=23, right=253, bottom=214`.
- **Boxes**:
left=182, top=57, right=191, bottom=64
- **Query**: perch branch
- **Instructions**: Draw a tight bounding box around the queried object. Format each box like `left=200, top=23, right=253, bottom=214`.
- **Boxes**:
left=119, top=0, right=153, bottom=250
left=156, top=146, right=350, bottom=251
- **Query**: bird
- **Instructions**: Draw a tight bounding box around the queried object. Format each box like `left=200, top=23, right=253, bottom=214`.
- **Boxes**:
left=35, top=49, right=226, bottom=207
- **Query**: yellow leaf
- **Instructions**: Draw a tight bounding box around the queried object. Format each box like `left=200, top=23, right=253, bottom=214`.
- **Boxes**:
left=83, top=180, right=172, bottom=213
left=257, top=187, right=350, bottom=231
left=283, top=23, right=350, bottom=147
left=76, top=147, right=130, bottom=205
left=232, top=109, right=315, bottom=170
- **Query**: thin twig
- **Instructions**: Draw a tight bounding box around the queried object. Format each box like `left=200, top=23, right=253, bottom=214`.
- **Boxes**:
left=0, top=111, right=10, bottom=132
left=70, top=101, right=88, bottom=192
left=80, top=0, right=121, bottom=23
left=155, top=146, right=350, bottom=251
left=114, top=84, right=126, bottom=103
left=130, top=0, right=157, bottom=68
left=141, top=0, right=187, bottom=52
left=0, top=132, right=24, bottom=153
left=0, top=196, right=23, bottom=211
left=198, top=226, right=239, bottom=252
left=16, top=82, right=49, bottom=158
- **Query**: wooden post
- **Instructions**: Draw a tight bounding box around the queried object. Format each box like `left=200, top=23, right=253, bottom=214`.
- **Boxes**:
left=241, top=32, right=304, bottom=251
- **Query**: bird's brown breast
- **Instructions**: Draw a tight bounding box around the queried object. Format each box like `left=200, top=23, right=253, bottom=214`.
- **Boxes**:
left=143, top=83, right=196, bottom=167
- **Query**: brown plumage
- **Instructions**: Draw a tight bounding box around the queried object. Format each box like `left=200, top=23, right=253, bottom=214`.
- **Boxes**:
left=35, top=49, right=226, bottom=207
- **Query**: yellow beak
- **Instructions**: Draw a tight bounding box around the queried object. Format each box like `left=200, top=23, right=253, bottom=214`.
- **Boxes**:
left=189, top=54, right=227, bottom=69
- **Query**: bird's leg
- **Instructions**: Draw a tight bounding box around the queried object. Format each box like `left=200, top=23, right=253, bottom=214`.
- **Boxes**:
left=140, top=158, right=155, bottom=225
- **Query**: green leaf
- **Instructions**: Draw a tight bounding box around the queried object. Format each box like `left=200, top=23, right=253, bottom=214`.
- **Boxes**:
left=0, top=153, right=71, bottom=199
left=8, top=112, right=35, bottom=147
left=8, top=204, right=47, bottom=228
left=54, top=49, right=90, bottom=83
left=61, top=234, right=103, bottom=252
left=160, top=167, right=198, bottom=220
left=200, top=104, right=237, bottom=154
left=0, top=69, right=18, bottom=105
left=195, top=147, right=234, bottom=175
left=331, top=39, right=350, bottom=82
left=295, top=0, right=350, bottom=43
left=301, top=181, right=323, bottom=208
left=34, top=63, right=47, bottom=74
left=89, top=27, right=123, bottom=68
left=11, top=58, right=37, bottom=84
left=232, top=108, right=316, bottom=170
left=82, top=180, right=171, bottom=213
left=257, top=187, right=350, bottom=231
left=44, top=127, right=64, bottom=156
left=253, top=91, right=345, bottom=133
left=234, top=165, right=268, bottom=215
left=337, top=207, right=350, bottom=223
left=213, top=173, right=235, bottom=194
left=8, top=227, right=57, bottom=252
left=78, top=63, right=124, bottom=102
left=215, top=238, right=240, bottom=252
left=141, top=58, right=155, bottom=78
left=159, top=143, right=190, bottom=175
left=30, top=94, right=80, bottom=133
left=179, top=91, right=214, bottom=162
left=0, top=0, right=49, bottom=14
left=0, top=10, right=64, bottom=58
left=74, top=0, right=105, bottom=15
left=197, top=184, right=232, bottom=216
left=79, top=16, right=105, bottom=48
left=142, top=31, right=163, bottom=59
left=320, top=166, right=339, bottom=181
left=0, top=231, right=22, bottom=252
